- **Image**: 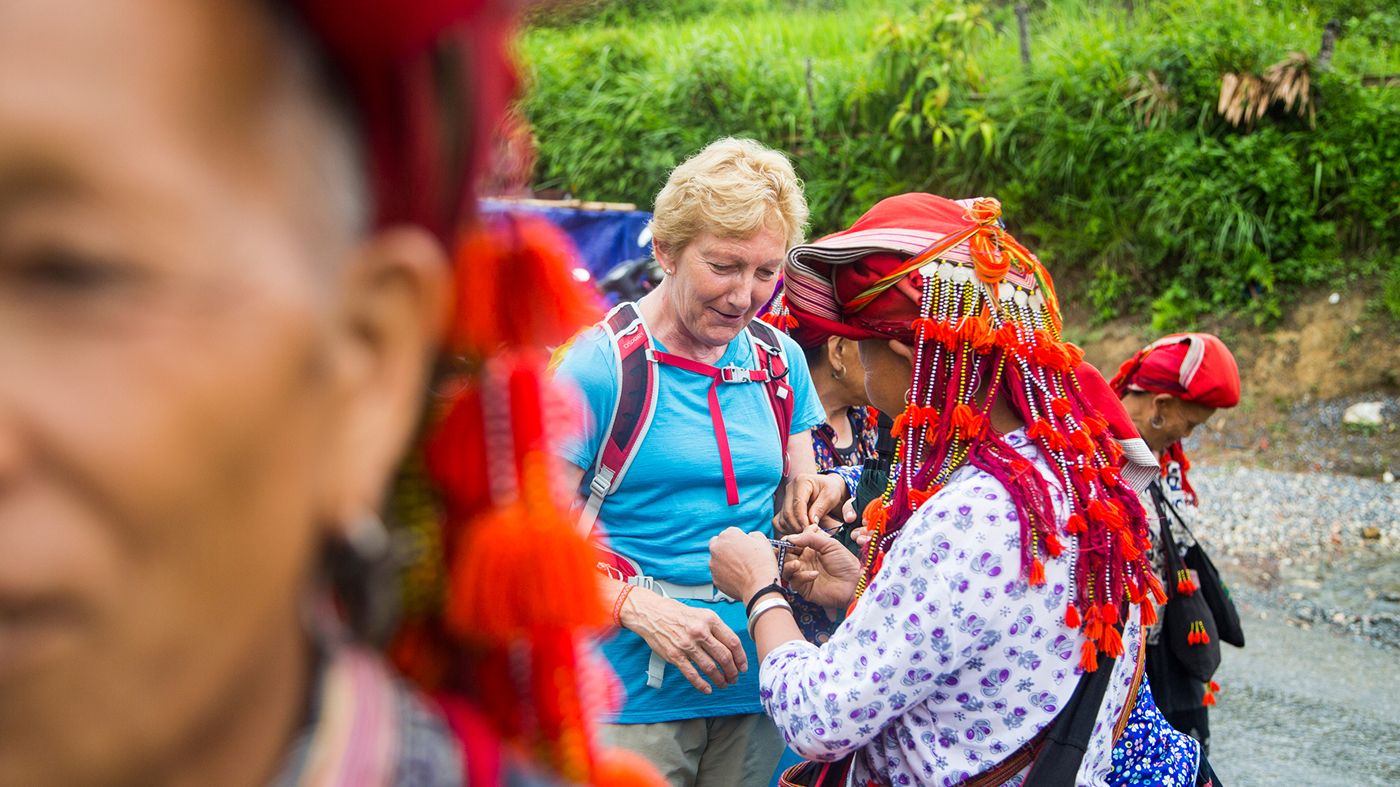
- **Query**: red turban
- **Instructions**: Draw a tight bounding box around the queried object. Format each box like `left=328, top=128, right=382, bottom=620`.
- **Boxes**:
left=783, top=194, right=1060, bottom=342
left=1110, top=333, right=1240, bottom=409
left=291, top=0, right=517, bottom=240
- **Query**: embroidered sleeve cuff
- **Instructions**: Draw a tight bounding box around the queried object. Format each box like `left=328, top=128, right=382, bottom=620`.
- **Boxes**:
left=820, top=465, right=863, bottom=499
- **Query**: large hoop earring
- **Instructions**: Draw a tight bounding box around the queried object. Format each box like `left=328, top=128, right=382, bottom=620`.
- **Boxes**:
left=831, top=364, right=847, bottom=380
left=1150, top=414, right=1165, bottom=429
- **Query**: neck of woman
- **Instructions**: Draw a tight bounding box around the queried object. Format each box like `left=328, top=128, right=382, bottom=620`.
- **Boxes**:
left=638, top=285, right=727, bottom=365
left=812, top=363, right=860, bottom=447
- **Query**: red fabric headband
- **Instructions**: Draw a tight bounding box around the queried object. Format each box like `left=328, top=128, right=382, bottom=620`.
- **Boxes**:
left=1109, top=333, right=1240, bottom=410
left=291, top=0, right=516, bottom=240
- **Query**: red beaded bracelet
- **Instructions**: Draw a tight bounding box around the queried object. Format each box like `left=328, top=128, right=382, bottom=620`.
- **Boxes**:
left=612, top=584, right=635, bottom=627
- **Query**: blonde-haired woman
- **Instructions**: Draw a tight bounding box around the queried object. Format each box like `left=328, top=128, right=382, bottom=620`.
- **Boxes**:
left=554, top=138, right=824, bottom=786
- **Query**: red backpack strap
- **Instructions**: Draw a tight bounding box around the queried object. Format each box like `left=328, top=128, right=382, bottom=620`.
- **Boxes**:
left=745, top=320, right=796, bottom=476
left=436, top=696, right=503, bottom=787
left=576, top=302, right=660, bottom=538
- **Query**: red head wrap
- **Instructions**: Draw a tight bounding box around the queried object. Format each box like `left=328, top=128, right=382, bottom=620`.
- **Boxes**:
left=286, top=5, right=656, bottom=786
left=1109, top=333, right=1241, bottom=409
left=292, top=0, right=516, bottom=239
left=781, top=193, right=1159, bottom=668
left=1109, top=334, right=1239, bottom=504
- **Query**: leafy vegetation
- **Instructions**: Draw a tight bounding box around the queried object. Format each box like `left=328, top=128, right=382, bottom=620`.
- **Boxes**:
left=517, top=0, right=1400, bottom=327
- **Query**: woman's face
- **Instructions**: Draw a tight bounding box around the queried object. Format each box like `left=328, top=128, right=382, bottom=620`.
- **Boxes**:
left=1123, top=393, right=1217, bottom=456
left=0, top=0, right=447, bottom=783
left=857, top=339, right=914, bottom=416
left=656, top=226, right=785, bottom=349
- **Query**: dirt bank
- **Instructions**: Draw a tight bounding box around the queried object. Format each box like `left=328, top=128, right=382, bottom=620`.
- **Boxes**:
left=1062, top=288, right=1400, bottom=477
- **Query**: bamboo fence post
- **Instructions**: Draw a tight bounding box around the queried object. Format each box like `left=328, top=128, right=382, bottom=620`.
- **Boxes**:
left=1318, top=19, right=1339, bottom=70
left=805, top=56, right=818, bottom=140
left=1016, top=3, right=1031, bottom=68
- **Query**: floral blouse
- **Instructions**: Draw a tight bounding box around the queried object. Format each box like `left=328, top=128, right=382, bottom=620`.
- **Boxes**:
left=812, top=406, right=880, bottom=472
left=759, top=430, right=1162, bottom=787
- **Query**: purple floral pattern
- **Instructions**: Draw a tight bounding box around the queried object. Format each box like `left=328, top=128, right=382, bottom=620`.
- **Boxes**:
left=760, top=430, right=1148, bottom=787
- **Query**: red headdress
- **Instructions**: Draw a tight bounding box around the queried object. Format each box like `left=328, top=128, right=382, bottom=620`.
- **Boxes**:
left=783, top=193, right=1164, bottom=670
left=1109, top=333, right=1240, bottom=502
left=289, top=3, right=661, bottom=785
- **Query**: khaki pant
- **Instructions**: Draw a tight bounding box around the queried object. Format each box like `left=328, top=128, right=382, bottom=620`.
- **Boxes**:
left=603, top=713, right=785, bottom=787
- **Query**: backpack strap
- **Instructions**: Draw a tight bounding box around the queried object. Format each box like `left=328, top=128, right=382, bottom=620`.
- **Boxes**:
left=576, top=302, right=660, bottom=539
left=745, top=319, right=796, bottom=476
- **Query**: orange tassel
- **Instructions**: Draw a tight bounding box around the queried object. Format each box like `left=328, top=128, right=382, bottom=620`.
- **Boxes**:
left=1100, top=624, right=1125, bottom=659
left=1178, top=570, right=1198, bottom=595
left=912, top=317, right=939, bottom=338
left=1065, top=514, right=1087, bottom=534
left=444, top=500, right=607, bottom=642
left=910, top=488, right=933, bottom=508
left=863, top=499, right=889, bottom=534
left=1099, top=466, right=1122, bottom=487
left=1044, top=533, right=1064, bottom=557
left=996, top=323, right=1022, bottom=353
left=1101, top=600, right=1120, bottom=625
left=449, top=218, right=602, bottom=352
left=1069, top=429, right=1094, bottom=452
left=1051, top=397, right=1072, bottom=416
left=1139, top=598, right=1158, bottom=626
left=1028, top=558, right=1046, bottom=587
left=961, top=314, right=994, bottom=350
left=1064, top=342, right=1086, bottom=367
left=593, top=748, right=669, bottom=787
left=1146, top=572, right=1168, bottom=604
left=1083, top=416, right=1108, bottom=436
left=1078, top=465, right=1099, bottom=484
left=1209, top=680, right=1221, bottom=692
left=1203, top=691, right=1217, bottom=707
left=1105, top=440, right=1124, bottom=461
left=1104, top=501, right=1125, bottom=528
left=1065, top=603, right=1081, bottom=628
left=1083, top=605, right=1104, bottom=641
left=1079, top=640, right=1099, bottom=672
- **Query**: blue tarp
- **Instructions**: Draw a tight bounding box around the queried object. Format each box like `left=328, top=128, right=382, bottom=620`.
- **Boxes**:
left=480, top=199, right=653, bottom=280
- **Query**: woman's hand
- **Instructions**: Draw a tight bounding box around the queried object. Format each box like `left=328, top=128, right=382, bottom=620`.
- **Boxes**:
left=708, top=528, right=781, bottom=602
left=773, top=473, right=851, bottom=535
left=782, top=527, right=862, bottom=616
left=618, top=589, right=748, bottom=695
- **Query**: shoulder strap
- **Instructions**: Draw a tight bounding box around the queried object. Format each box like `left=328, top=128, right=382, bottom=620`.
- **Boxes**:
left=575, top=302, right=660, bottom=538
left=745, top=319, right=796, bottom=476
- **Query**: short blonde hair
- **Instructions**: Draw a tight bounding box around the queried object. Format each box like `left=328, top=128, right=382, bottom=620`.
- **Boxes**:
left=650, top=137, right=808, bottom=258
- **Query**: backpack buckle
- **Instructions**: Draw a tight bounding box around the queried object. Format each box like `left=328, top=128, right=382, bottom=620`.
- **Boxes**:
left=719, top=366, right=751, bottom=384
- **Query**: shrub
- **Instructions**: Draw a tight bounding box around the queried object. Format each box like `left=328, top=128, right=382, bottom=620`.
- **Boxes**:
left=518, top=0, right=1400, bottom=326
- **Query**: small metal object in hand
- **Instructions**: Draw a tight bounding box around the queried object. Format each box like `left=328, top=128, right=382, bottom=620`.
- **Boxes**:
left=769, top=538, right=790, bottom=586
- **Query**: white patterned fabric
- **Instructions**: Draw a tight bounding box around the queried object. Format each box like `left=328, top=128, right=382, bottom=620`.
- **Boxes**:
left=760, top=429, right=1143, bottom=787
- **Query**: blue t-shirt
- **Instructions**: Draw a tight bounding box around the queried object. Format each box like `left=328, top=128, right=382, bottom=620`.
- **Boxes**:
left=554, top=318, right=824, bottom=723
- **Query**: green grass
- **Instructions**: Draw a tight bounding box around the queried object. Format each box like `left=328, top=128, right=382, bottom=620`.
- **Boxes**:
left=518, top=0, right=1400, bottom=327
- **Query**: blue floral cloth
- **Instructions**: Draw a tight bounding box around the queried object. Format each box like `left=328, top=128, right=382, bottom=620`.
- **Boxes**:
left=1107, top=678, right=1200, bottom=787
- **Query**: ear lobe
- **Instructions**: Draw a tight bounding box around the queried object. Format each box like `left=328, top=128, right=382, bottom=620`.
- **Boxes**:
left=889, top=339, right=917, bottom=363
left=322, top=225, right=451, bottom=530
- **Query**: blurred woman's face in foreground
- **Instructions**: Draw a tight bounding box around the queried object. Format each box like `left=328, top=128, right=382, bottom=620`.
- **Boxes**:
left=0, top=0, right=448, bottom=784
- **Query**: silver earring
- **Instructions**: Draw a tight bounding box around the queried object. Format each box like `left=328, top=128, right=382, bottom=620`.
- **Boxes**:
left=1150, top=414, right=1165, bottom=429
left=346, top=510, right=391, bottom=562
left=831, top=364, right=847, bottom=380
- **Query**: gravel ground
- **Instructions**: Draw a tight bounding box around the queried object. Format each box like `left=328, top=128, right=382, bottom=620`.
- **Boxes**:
left=1184, top=464, right=1400, bottom=651
left=1172, top=463, right=1400, bottom=784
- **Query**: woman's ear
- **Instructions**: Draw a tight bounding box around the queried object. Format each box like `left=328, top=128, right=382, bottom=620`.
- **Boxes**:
left=1152, top=393, right=1175, bottom=421
left=321, top=225, right=451, bottom=533
left=654, top=245, right=674, bottom=276
left=826, top=335, right=844, bottom=367
left=889, top=339, right=916, bottom=364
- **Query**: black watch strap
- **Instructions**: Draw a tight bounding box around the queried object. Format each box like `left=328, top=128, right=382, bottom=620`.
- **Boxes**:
left=745, top=582, right=788, bottom=617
